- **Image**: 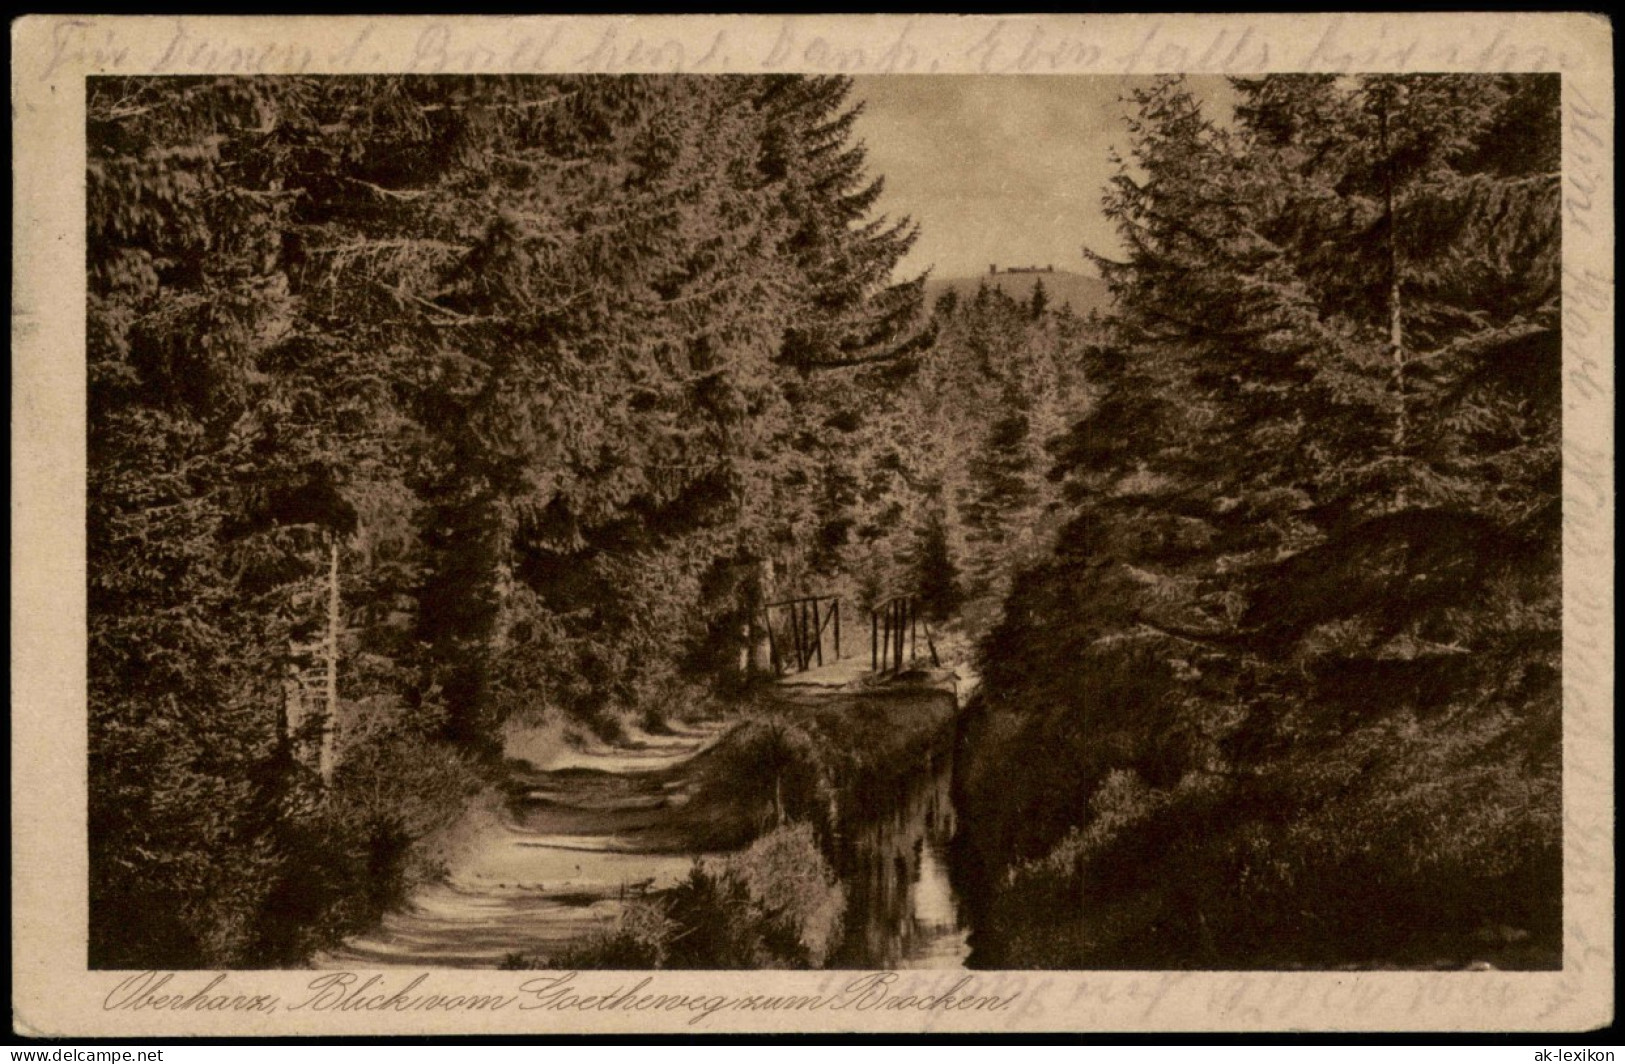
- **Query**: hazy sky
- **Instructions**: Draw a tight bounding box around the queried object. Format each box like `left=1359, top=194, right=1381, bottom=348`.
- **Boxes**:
left=848, top=76, right=1232, bottom=281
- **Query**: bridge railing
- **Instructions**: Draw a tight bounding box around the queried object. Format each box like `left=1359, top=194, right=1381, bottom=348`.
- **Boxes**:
left=870, top=595, right=941, bottom=674
left=759, top=594, right=841, bottom=674
left=754, top=592, right=942, bottom=677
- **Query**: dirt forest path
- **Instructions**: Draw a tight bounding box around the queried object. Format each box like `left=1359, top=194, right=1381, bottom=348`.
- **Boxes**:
left=312, top=718, right=733, bottom=970
left=313, top=634, right=978, bottom=971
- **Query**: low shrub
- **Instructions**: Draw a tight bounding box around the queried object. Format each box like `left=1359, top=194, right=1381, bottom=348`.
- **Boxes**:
left=503, top=822, right=846, bottom=971
left=249, top=733, right=489, bottom=965
left=984, top=701, right=1561, bottom=969
left=501, top=901, right=676, bottom=970
left=691, top=718, right=837, bottom=847
left=664, top=822, right=847, bottom=968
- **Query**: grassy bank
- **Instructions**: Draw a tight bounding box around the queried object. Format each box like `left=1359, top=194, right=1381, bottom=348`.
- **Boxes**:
left=951, top=529, right=1562, bottom=970
left=243, top=736, right=496, bottom=967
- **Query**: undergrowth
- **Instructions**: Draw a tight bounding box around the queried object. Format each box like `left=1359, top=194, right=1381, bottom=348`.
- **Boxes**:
left=502, top=822, right=846, bottom=970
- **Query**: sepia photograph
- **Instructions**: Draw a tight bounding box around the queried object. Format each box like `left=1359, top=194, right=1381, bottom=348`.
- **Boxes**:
left=12, top=13, right=1613, bottom=1037
left=82, top=67, right=1564, bottom=974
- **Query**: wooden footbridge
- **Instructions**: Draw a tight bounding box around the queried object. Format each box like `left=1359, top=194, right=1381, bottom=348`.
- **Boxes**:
left=756, top=593, right=941, bottom=678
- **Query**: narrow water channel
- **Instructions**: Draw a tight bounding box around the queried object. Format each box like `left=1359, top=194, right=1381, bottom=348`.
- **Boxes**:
left=832, top=749, right=969, bottom=970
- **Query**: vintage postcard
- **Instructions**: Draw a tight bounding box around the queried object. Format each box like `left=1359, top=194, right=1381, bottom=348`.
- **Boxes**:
left=11, top=13, right=1614, bottom=1037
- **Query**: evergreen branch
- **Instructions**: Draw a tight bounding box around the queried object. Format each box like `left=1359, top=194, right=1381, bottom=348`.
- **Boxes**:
left=383, top=94, right=579, bottom=116
left=207, top=186, right=307, bottom=203
left=342, top=177, right=429, bottom=202
left=1130, top=617, right=1241, bottom=650
left=308, top=237, right=471, bottom=257
left=1408, top=320, right=1554, bottom=366
left=787, top=344, right=922, bottom=372
left=95, top=103, right=163, bottom=122
left=390, top=285, right=501, bottom=325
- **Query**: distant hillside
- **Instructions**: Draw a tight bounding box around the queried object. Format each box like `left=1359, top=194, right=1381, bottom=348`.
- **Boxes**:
left=922, top=268, right=1112, bottom=319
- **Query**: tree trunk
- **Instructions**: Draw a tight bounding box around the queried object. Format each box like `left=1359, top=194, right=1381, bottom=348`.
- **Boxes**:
left=319, top=534, right=340, bottom=784
left=1378, top=86, right=1409, bottom=499
left=281, top=662, right=303, bottom=753
left=744, top=557, right=774, bottom=678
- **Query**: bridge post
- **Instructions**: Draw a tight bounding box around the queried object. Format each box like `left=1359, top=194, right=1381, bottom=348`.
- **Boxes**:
left=811, top=598, right=824, bottom=667
left=910, top=602, right=917, bottom=662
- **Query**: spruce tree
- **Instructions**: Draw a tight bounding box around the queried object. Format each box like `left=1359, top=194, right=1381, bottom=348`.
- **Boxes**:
left=961, top=74, right=1563, bottom=968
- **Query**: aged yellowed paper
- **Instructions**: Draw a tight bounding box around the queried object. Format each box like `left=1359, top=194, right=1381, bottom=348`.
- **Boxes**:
left=12, top=13, right=1613, bottom=1036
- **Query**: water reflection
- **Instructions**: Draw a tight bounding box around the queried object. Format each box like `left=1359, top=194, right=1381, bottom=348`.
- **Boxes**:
left=832, top=752, right=970, bottom=969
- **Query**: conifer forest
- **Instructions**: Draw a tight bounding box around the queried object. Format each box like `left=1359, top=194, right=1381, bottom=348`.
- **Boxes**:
left=88, top=73, right=1562, bottom=971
